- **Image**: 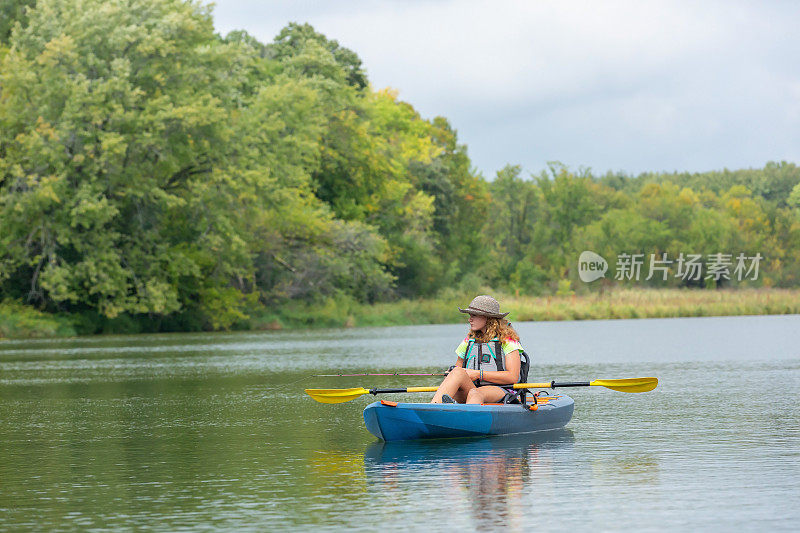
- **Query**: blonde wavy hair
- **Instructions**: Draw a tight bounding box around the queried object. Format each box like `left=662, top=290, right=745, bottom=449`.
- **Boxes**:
left=468, top=317, right=520, bottom=343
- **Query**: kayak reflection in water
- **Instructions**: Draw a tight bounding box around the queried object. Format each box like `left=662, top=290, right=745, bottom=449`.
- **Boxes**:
left=364, top=431, right=574, bottom=529
left=463, top=449, right=530, bottom=528
left=431, top=295, right=528, bottom=404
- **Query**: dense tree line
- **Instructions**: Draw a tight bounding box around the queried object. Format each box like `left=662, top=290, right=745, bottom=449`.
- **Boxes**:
left=2, top=0, right=799, bottom=331
left=488, top=162, right=800, bottom=293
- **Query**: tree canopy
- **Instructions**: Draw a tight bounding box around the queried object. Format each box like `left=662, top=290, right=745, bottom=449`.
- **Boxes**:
left=1, top=0, right=798, bottom=332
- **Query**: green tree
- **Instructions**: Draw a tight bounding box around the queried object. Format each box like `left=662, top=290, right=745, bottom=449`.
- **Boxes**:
left=0, top=6, right=402, bottom=327
left=788, top=182, right=800, bottom=210
left=0, top=0, right=247, bottom=321
left=411, top=116, right=489, bottom=285
left=0, top=0, right=35, bottom=44
left=269, top=22, right=367, bottom=89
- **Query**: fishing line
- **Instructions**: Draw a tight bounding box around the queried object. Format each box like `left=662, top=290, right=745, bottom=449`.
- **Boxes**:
left=313, top=372, right=447, bottom=377
left=264, top=371, right=446, bottom=392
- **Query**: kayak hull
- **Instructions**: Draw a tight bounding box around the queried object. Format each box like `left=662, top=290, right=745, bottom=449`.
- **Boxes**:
left=363, top=395, right=574, bottom=441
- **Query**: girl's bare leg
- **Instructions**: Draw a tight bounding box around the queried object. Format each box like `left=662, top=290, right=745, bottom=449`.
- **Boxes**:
left=465, top=385, right=507, bottom=404
left=431, top=367, right=477, bottom=403
left=452, top=388, right=469, bottom=404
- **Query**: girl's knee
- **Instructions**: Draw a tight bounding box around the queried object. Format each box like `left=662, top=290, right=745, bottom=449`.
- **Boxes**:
left=446, top=367, right=467, bottom=380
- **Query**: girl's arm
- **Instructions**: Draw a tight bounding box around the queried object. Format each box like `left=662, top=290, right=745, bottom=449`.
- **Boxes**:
left=480, top=350, right=521, bottom=385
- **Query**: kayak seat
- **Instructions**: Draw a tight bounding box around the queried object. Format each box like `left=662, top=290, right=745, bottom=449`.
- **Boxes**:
left=514, top=350, right=532, bottom=404
left=501, top=389, right=523, bottom=404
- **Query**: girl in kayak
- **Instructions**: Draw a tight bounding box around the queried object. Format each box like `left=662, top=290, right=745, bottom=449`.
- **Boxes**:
left=431, top=295, right=526, bottom=404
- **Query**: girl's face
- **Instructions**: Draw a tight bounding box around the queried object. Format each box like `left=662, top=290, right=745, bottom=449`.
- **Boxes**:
left=468, top=314, right=487, bottom=332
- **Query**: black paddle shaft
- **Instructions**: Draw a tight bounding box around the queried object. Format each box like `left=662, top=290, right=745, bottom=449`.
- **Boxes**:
left=369, top=388, right=408, bottom=395
left=550, top=381, right=591, bottom=388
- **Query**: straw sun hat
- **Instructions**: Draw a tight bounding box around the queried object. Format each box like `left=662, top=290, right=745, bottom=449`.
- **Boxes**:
left=458, top=295, right=509, bottom=318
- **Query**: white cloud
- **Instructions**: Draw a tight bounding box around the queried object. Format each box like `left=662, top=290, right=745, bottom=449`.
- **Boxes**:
left=212, top=0, right=800, bottom=176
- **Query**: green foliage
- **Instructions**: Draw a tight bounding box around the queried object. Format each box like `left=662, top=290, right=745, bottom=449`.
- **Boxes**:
left=555, top=279, right=574, bottom=296
left=602, top=161, right=800, bottom=207
left=0, top=0, right=393, bottom=328
left=486, top=162, right=800, bottom=293
left=0, top=0, right=35, bottom=44
left=788, top=182, right=800, bottom=210
left=269, top=22, right=367, bottom=89
left=0, top=299, right=76, bottom=338
left=1, top=0, right=799, bottom=336
left=1, top=0, right=245, bottom=322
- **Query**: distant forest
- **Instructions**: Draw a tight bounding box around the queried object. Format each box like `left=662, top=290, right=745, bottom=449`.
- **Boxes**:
left=2, top=0, right=799, bottom=330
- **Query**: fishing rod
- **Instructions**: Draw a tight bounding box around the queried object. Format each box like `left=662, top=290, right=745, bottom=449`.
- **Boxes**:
left=313, top=372, right=448, bottom=377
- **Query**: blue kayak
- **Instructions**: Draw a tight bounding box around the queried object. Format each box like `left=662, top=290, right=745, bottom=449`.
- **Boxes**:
left=363, top=394, right=574, bottom=441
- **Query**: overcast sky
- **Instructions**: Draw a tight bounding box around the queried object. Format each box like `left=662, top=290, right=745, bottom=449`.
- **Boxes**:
left=212, top=0, right=800, bottom=178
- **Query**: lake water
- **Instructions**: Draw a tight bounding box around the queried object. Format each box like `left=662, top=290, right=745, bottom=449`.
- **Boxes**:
left=1, top=315, right=798, bottom=531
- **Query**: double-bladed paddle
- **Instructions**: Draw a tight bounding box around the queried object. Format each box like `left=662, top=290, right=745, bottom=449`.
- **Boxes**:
left=305, top=377, right=658, bottom=404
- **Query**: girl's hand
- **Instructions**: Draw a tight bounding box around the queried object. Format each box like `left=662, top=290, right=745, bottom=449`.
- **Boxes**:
left=465, top=368, right=480, bottom=381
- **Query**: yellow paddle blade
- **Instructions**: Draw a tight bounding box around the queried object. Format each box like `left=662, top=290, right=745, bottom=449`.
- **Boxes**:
left=305, top=387, right=371, bottom=404
left=590, top=377, right=658, bottom=393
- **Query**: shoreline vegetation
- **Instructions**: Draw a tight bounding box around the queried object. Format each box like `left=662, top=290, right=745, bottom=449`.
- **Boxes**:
left=2, top=288, right=798, bottom=339
left=3, top=5, right=800, bottom=342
